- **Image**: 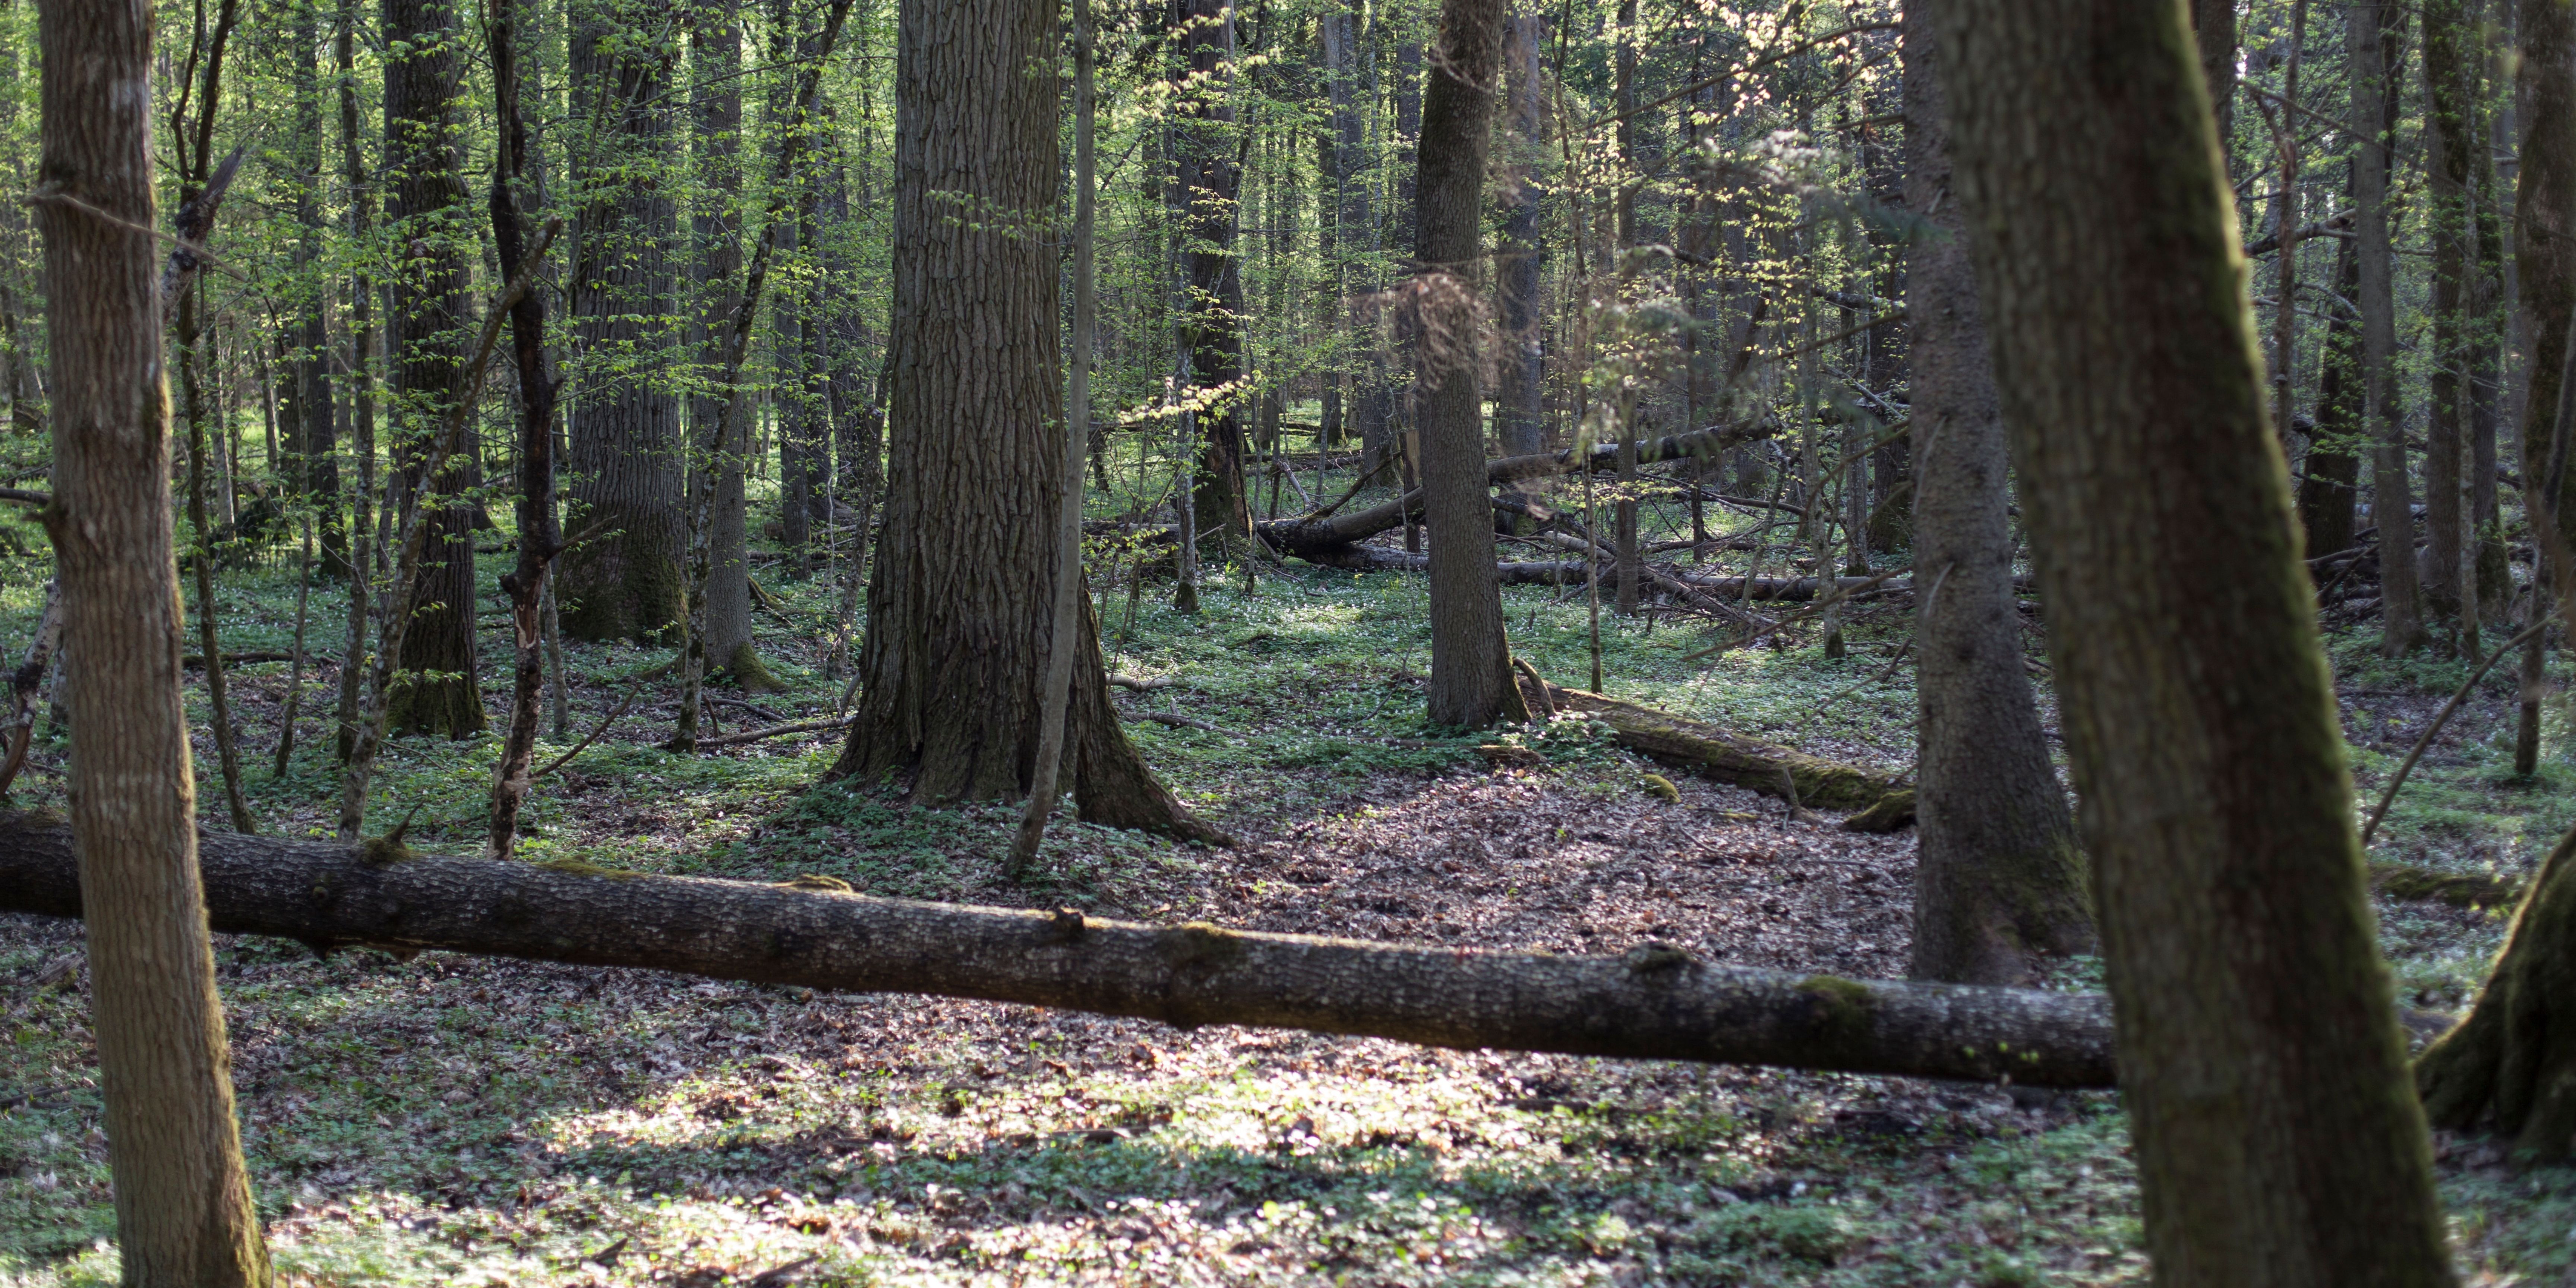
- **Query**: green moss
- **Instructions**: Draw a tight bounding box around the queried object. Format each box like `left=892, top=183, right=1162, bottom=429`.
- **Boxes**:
left=1841, top=788, right=1917, bottom=833
left=358, top=836, right=415, bottom=866
left=1624, top=943, right=1694, bottom=975
left=718, top=640, right=788, bottom=694
left=1640, top=773, right=1679, bottom=803
left=1796, top=974, right=1877, bottom=1046
left=2372, top=862, right=2522, bottom=909
left=779, top=873, right=853, bottom=893
left=535, top=857, right=644, bottom=880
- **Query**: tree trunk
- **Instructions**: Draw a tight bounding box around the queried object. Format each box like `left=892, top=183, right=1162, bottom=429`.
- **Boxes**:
left=1612, top=0, right=1641, bottom=618
left=2192, top=0, right=2236, bottom=150
left=2416, top=818, right=2576, bottom=1164
left=2298, top=172, right=2366, bottom=560
left=556, top=10, right=686, bottom=646
left=1177, top=0, right=1250, bottom=542
left=329, top=0, right=378, bottom=764
left=0, top=814, right=2121, bottom=1089
left=1939, top=0, right=2457, bottom=1279
left=287, top=0, right=344, bottom=580
left=692, top=0, right=778, bottom=692
left=1494, top=14, right=1548, bottom=461
left=829, top=0, right=1222, bottom=845
left=1414, top=0, right=1528, bottom=730
left=2523, top=0, right=2576, bottom=574
left=2355, top=0, right=2428, bottom=656
left=1900, top=0, right=2091, bottom=987
left=2427, top=0, right=2478, bottom=624
left=383, top=0, right=486, bottom=738
left=484, top=0, right=564, bottom=861
left=31, top=0, right=272, bottom=1273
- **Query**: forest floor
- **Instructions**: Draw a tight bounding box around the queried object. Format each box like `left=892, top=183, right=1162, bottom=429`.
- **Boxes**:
left=6, top=495, right=2576, bottom=1285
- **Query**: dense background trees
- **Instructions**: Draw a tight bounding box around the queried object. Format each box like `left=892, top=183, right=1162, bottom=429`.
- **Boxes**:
left=16, top=0, right=2576, bottom=1276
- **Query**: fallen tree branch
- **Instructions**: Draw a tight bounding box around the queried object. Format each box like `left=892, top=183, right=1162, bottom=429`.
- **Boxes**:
left=533, top=685, right=641, bottom=780
left=0, top=814, right=2117, bottom=1086
left=1529, top=675, right=1910, bottom=812
left=693, top=716, right=853, bottom=749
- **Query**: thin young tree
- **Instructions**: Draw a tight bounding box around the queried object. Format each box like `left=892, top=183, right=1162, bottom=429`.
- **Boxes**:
left=1900, top=0, right=2090, bottom=986
left=1414, top=0, right=1530, bottom=729
left=1938, top=0, right=2457, bottom=1279
left=32, top=0, right=271, bottom=1276
left=486, top=0, right=566, bottom=859
left=2354, top=0, right=2427, bottom=656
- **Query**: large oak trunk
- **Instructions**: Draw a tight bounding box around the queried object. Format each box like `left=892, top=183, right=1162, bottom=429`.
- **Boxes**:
left=830, top=0, right=1220, bottom=845
left=1939, top=0, right=2455, bottom=1278
left=383, top=0, right=485, bottom=738
left=556, top=7, right=687, bottom=646
left=2416, top=820, right=2576, bottom=1164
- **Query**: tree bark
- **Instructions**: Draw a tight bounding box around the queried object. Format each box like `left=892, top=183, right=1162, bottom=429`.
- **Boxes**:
left=828, top=0, right=1221, bottom=845
left=0, top=814, right=2120, bottom=1089
left=2523, top=0, right=2576, bottom=577
left=383, top=0, right=486, bottom=738
left=2354, top=0, right=2428, bottom=656
left=2192, top=0, right=2237, bottom=151
left=1176, top=0, right=1251, bottom=541
left=329, top=0, right=378, bottom=764
left=1938, top=0, right=2456, bottom=1279
left=556, top=8, right=687, bottom=646
left=692, top=0, right=777, bottom=692
left=2298, top=171, right=2366, bottom=560
left=30, top=0, right=271, bottom=1271
left=2416, top=817, right=2576, bottom=1164
left=2427, top=0, right=2479, bottom=622
left=1900, top=0, right=2091, bottom=987
left=484, top=0, right=564, bottom=861
left=1413, top=0, right=1528, bottom=730
left=287, top=0, right=345, bottom=580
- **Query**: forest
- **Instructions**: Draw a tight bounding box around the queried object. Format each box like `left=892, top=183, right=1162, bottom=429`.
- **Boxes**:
left=4, top=0, right=2576, bottom=1279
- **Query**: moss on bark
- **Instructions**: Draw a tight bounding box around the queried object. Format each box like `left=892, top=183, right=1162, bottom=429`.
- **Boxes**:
left=2415, top=821, right=2576, bottom=1165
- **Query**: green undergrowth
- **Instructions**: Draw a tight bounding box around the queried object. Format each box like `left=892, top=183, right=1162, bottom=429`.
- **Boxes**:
left=2, top=499, right=2575, bottom=1282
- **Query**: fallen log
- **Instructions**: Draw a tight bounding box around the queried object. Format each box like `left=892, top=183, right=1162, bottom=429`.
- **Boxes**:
left=1534, top=679, right=1910, bottom=812
left=1259, top=419, right=1774, bottom=559
left=0, top=813, right=2116, bottom=1087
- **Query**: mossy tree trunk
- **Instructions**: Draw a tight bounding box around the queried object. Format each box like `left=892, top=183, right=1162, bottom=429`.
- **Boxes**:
left=829, top=0, right=1222, bottom=846
left=556, top=3, right=686, bottom=646
left=1900, top=0, right=2091, bottom=986
left=2417, top=821, right=2576, bottom=1164
left=1939, top=0, right=2456, bottom=1279
left=382, top=0, right=485, bottom=739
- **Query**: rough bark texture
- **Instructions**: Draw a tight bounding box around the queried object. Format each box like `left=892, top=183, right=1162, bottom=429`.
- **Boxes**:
left=30, top=0, right=271, bottom=1273
left=287, top=1, right=343, bottom=579
left=831, top=0, right=1221, bottom=845
left=2354, top=0, right=2427, bottom=656
left=383, top=0, right=485, bottom=738
left=692, top=0, right=774, bottom=691
left=2193, top=0, right=2237, bottom=146
left=1938, top=0, right=2456, bottom=1280
left=1415, top=0, right=1527, bottom=729
left=557, top=5, right=687, bottom=645
left=2415, top=819, right=2576, bottom=1164
left=0, top=815, right=2120, bottom=1088
left=1900, top=0, right=2092, bottom=987
left=1177, top=0, right=1250, bottom=540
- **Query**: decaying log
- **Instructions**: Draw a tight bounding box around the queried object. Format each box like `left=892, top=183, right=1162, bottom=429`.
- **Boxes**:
left=1258, top=419, right=1774, bottom=560
left=0, top=813, right=2117, bottom=1087
left=1532, top=678, right=1910, bottom=812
